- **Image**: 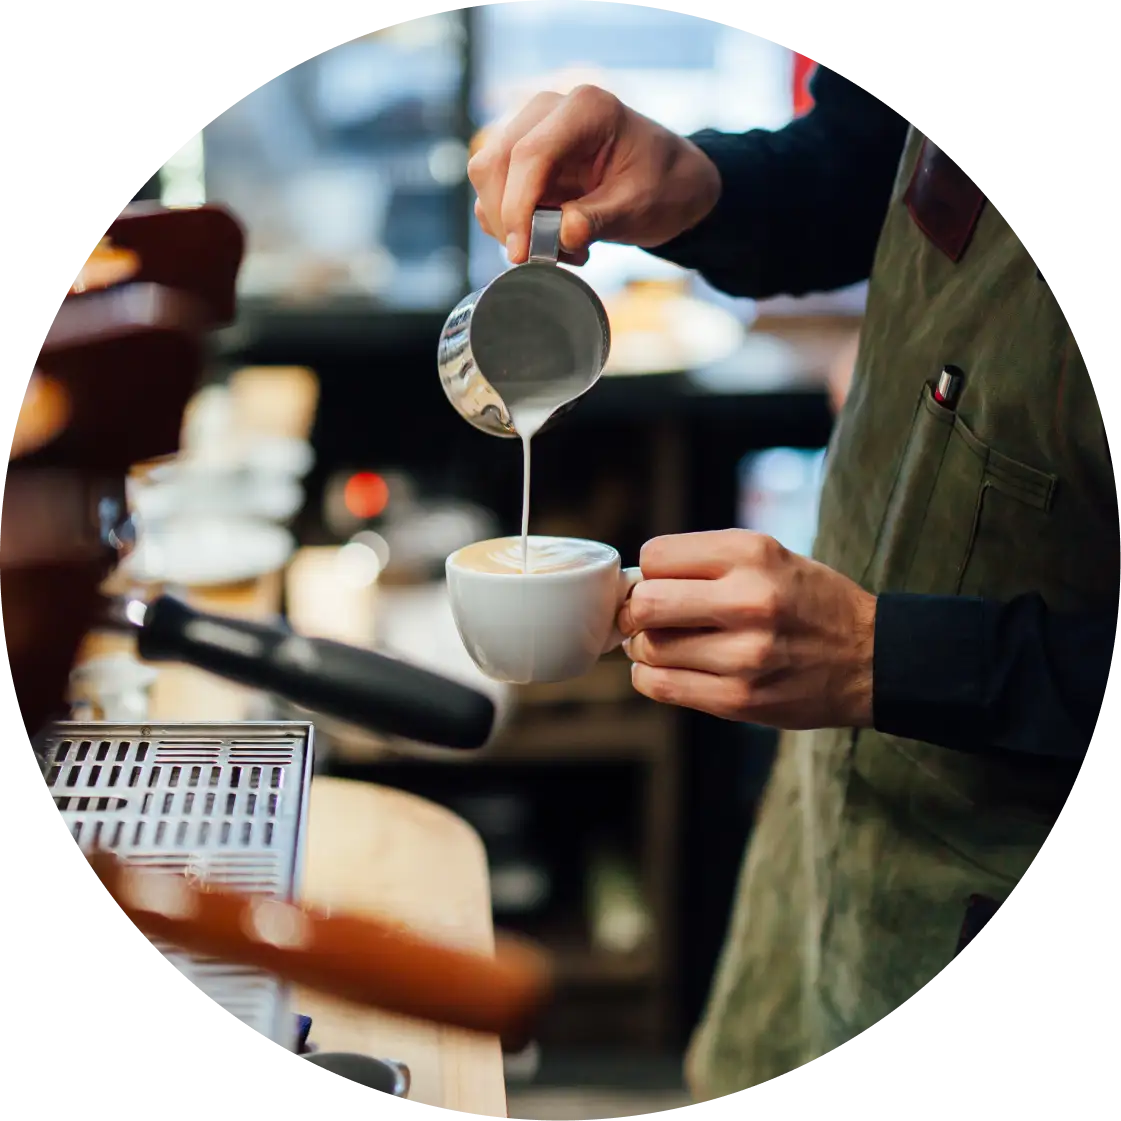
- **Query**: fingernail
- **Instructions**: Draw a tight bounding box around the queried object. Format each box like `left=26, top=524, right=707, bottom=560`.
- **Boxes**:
left=621, top=637, right=633, bottom=657
left=505, top=233, right=518, bottom=262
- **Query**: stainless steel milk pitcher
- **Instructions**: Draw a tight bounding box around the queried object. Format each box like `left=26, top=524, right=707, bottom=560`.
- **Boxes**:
left=438, top=208, right=611, bottom=438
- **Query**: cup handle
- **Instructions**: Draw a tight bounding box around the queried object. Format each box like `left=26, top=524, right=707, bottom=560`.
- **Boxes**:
left=603, top=566, right=643, bottom=654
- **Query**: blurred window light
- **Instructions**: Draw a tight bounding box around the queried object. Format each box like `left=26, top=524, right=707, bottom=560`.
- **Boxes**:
left=469, top=1, right=793, bottom=294
left=171, top=11, right=469, bottom=310
left=428, top=139, right=469, bottom=186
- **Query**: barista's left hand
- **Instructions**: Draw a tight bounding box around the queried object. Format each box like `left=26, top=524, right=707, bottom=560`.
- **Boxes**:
left=618, top=529, right=876, bottom=729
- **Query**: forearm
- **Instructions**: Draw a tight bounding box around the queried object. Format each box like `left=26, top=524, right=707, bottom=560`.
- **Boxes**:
left=873, top=593, right=1117, bottom=761
left=648, top=67, right=909, bottom=299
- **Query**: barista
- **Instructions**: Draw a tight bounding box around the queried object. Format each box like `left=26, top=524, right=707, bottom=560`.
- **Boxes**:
left=467, top=67, right=1119, bottom=1097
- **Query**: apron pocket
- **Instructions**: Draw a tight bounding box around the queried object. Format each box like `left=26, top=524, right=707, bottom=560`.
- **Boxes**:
left=946, top=414, right=1112, bottom=609
left=860, top=381, right=959, bottom=591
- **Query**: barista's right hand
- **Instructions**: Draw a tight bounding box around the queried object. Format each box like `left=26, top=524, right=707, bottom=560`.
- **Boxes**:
left=468, top=86, right=722, bottom=266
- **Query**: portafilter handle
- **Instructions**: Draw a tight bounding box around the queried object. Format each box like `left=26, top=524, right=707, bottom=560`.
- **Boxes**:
left=112, top=594, right=494, bottom=750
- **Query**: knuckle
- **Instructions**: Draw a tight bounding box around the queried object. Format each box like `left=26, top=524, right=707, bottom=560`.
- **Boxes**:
left=509, top=131, right=549, bottom=167
left=754, top=582, right=782, bottom=621
left=638, top=631, right=667, bottom=667
left=732, top=529, right=782, bottom=566
left=742, top=631, right=775, bottom=670
left=627, top=583, right=659, bottom=630
left=638, top=536, right=669, bottom=572
left=719, top=571, right=749, bottom=617
left=726, top=582, right=781, bottom=628
left=721, top=572, right=777, bottom=626
left=466, top=148, right=494, bottom=181
left=759, top=534, right=787, bottom=565
left=729, top=677, right=755, bottom=712
left=530, top=89, right=562, bottom=111
left=748, top=533, right=774, bottom=561
left=712, top=528, right=750, bottom=560
left=643, top=668, right=677, bottom=705
left=570, top=83, right=613, bottom=111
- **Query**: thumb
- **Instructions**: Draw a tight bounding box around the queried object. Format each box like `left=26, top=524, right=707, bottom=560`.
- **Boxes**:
left=560, top=181, right=637, bottom=254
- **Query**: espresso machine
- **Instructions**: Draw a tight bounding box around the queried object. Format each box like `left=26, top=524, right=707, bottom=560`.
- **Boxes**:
left=4, top=203, right=548, bottom=1091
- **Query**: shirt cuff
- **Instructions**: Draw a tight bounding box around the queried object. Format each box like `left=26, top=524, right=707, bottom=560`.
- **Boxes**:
left=872, top=593, right=989, bottom=743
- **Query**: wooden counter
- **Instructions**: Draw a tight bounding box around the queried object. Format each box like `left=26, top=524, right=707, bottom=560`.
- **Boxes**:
left=75, top=571, right=508, bottom=1116
left=296, top=779, right=506, bottom=1116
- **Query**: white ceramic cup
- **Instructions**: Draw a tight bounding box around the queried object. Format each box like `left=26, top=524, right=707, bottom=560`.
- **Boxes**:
left=446, top=536, right=642, bottom=685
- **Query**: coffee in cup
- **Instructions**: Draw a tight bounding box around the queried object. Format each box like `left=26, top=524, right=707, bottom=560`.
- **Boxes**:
left=446, top=535, right=641, bottom=684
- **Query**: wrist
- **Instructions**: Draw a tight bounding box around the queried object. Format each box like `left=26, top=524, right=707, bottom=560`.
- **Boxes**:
left=842, top=589, right=877, bottom=728
left=684, top=140, right=722, bottom=230
left=646, top=132, right=732, bottom=263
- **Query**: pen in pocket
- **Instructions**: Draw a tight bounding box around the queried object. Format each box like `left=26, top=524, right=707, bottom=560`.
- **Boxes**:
left=933, top=364, right=964, bottom=409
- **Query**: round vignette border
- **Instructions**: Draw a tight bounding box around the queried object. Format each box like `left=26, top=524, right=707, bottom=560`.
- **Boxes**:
left=6, top=10, right=1112, bottom=1112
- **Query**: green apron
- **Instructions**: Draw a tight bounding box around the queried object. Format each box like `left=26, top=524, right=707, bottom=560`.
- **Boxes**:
left=686, top=130, right=1119, bottom=1098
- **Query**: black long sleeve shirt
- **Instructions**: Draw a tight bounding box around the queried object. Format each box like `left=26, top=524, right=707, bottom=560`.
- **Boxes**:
left=647, top=67, right=1116, bottom=762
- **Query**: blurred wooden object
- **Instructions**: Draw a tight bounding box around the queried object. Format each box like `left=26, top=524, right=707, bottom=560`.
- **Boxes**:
left=11, top=374, right=71, bottom=461
left=229, top=366, right=321, bottom=442
left=104, top=203, right=245, bottom=325
left=2, top=204, right=244, bottom=735
left=70, top=238, right=140, bottom=294
left=31, top=283, right=205, bottom=470
left=296, top=779, right=508, bottom=1116
left=90, top=838, right=549, bottom=1042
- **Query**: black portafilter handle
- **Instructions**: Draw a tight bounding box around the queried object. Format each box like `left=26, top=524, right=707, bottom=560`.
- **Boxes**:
left=135, top=595, right=495, bottom=750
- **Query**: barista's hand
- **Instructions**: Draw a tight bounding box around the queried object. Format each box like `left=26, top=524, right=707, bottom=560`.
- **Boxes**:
left=468, top=86, right=721, bottom=265
left=617, top=529, right=876, bottom=730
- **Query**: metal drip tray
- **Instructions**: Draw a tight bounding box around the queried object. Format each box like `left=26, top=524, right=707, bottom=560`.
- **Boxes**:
left=39, top=721, right=315, bottom=1049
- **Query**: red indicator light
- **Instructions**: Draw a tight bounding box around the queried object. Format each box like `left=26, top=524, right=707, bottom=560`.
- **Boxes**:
left=343, top=472, right=389, bottom=520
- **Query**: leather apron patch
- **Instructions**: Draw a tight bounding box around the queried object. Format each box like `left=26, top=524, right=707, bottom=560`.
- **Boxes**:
left=903, top=139, right=986, bottom=262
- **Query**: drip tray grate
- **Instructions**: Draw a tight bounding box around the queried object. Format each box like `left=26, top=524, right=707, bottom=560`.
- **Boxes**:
left=40, top=722, right=315, bottom=1049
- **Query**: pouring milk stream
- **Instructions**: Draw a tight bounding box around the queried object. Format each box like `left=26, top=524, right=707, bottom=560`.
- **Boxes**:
left=437, top=207, right=612, bottom=569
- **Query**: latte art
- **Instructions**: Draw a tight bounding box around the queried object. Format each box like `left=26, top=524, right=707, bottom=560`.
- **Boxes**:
left=452, top=536, right=615, bottom=576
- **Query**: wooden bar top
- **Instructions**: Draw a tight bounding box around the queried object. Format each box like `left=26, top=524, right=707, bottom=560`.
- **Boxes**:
left=296, top=778, right=507, bottom=1116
